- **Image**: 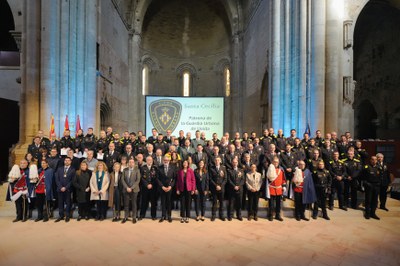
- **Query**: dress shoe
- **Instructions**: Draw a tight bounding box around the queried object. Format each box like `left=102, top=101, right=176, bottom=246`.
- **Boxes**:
left=247, top=216, right=252, bottom=221
left=267, top=216, right=273, bottom=221
left=168, top=217, right=172, bottom=223
left=12, top=218, right=21, bottom=223
left=85, top=216, right=90, bottom=220
left=122, top=218, right=128, bottom=223
left=22, top=218, right=27, bottom=222
left=328, top=206, right=334, bottom=211
left=138, top=217, right=143, bottom=221
left=159, top=217, right=165, bottom=223
left=185, top=218, right=189, bottom=223
left=312, top=214, right=317, bottom=220
left=227, top=217, right=232, bottom=221
left=196, top=216, right=200, bottom=221
left=340, top=207, right=348, bottom=211
left=220, top=217, right=226, bottom=221
left=112, top=217, right=118, bottom=222
left=77, top=216, right=82, bottom=221
left=65, top=217, right=70, bottom=222
left=152, top=217, right=156, bottom=221
left=211, top=216, right=216, bottom=222
left=254, top=216, right=258, bottom=221
left=55, top=217, right=63, bottom=223
left=380, top=207, right=389, bottom=212
left=35, top=218, right=43, bottom=222
left=371, top=214, right=380, bottom=220
left=181, top=218, right=185, bottom=223
left=322, top=214, right=330, bottom=220
left=200, top=216, right=205, bottom=221
left=295, top=216, right=301, bottom=221
left=300, top=216, right=309, bottom=221
left=364, top=213, right=370, bottom=220
left=99, top=217, right=104, bottom=221
left=132, top=218, right=137, bottom=224
left=237, top=217, right=243, bottom=221
left=275, top=216, right=283, bottom=222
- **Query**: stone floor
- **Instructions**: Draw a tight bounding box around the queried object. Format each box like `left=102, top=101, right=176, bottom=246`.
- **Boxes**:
left=0, top=183, right=399, bottom=265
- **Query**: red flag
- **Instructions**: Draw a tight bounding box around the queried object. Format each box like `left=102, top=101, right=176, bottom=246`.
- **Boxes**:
left=64, top=115, right=69, bottom=132
left=49, top=114, right=55, bottom=137
left=76, top=115, right=82, bottom=134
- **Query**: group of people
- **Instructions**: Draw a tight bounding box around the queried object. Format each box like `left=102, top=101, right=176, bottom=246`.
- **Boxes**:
left=7, top=127, right=392, bottom=224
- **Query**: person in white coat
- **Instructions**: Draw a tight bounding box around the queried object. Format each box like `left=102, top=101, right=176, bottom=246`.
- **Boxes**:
left=90, top=161, right=110, bottom=221
left=246, top=164, right=263, bottom=221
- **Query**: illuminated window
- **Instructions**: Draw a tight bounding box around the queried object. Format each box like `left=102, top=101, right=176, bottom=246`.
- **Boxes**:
left=183, top=71, right=190, bottom=97
left=224, top=67, right=230, bottom=97
left=142, top=65, right=149, bottom=95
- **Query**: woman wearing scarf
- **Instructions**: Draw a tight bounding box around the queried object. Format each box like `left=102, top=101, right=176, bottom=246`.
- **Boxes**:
left=90, top=161, right=110, bottom=221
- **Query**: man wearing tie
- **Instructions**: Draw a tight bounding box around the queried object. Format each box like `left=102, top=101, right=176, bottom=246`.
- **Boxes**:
left=121, top=158, right=141, bottom=223
left=227, top=158, right=245, bottom=221
left=157, top=156, right=176, bottom=223
left=193, top=144, right=208, bottom=166
left=104, top=142, right=120, bottom=172
left=210, top=157, right=227, bottom=221
left=55, top=157, right=75, bottom=222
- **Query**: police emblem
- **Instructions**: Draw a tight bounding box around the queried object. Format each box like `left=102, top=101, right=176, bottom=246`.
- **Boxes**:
left=149, top=99, right=182, bottom=134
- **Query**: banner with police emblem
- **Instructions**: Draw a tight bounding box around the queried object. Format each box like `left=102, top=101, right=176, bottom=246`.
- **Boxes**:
left=149, top=99, right=182, bottom=134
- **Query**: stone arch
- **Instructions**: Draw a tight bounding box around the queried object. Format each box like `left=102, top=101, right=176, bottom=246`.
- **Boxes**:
left=0, top=0, right=18, bottom=51
left=355, top=100, right=377, bottom=139
left=100, top=100, right=112, bottom=130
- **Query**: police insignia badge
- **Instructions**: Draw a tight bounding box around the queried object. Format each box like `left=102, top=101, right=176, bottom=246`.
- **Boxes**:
left=149, top=99, right=182, bottom=134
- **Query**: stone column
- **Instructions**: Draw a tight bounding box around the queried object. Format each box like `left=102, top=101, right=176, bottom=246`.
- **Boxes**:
left=298, top=0, right=308, bottom=134
left=325, top=0, right=343, bottom=133
left=230, top=33, right=243, bottom=133
left=283, top=0, right=291, bottom=134
left=12, top=0, right=41, bottom=162
left=128, top=32, right=142, bottom=132
left=310, top=0, right=326, bottom=133
left=271, top=0, right=281, bottom=130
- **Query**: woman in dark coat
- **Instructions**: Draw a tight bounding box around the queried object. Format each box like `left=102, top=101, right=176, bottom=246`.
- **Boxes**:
left=73, top=161, right=92, bottom=220
left=194, top=160, right=209, bottom=221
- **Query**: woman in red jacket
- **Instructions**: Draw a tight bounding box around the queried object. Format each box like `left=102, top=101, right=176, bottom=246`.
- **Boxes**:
left=176, top=160, right=196, bottom=223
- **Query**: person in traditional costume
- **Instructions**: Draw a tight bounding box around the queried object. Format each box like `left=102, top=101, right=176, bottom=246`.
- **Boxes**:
left=35, top=159, right=54, bottom=222
left=266, top=156, right=286, bottom=221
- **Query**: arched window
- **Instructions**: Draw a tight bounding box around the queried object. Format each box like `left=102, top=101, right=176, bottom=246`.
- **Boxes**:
left=142, top=65, right=149, bottom=96
left=183, top=71, right=190, bottom=97
left=224, top=67, right=230, bottom=97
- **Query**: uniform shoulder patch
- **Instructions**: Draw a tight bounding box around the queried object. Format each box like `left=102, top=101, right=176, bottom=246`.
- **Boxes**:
left=354, top=159, right=360, bottom=162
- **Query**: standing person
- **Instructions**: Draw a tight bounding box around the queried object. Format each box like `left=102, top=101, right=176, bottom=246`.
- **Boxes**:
left=7, top=161, right=30, bottom=222
left=246, top=164, right=263, bottom=221
left=35, top=160, right=54, bottom=222
left=227, top=158, right=245, bottom=221
left=121, top=158, right=141, bottom=224
left=266, top=157, right=286, bottom=221
left=362, top=156, right=382, bottom=220
left=292, top=161, right=313, bottom=221
left=140, top=156, right=158, bottom=220
left=194, top=160, right=209, bottom=221
left=72, top=161, right=92, bottom=221
left=342, top=149, right=362, bottom=209
left=157, top=156, right=176, bottom=223
left=176, top=160, right=196, bottom=223
left=209, top=157, right=227, bottom=221
left=55, top=157, right=76, bottom=222
left=328, top=151, right=347, bottom=211
left=90, top=162, right=110, bottom=221
left=376, top=153, right=391, bottom=211
left=312, top=160, right=332, bottom=220
left=109, top=162, right=123, bottom=222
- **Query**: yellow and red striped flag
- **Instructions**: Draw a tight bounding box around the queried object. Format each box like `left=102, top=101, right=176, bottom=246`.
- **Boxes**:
left=49, top=114, right=55, bottom=137
left=64, top=115, right=69, bottom=132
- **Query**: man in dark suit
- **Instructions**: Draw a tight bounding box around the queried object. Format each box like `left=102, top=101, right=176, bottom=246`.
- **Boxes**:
left=28, top=136, right=42, bottom=160
left=121, top=158, right=141, bottom=223
left=104, top=142, right=120, bottom=172
left=157, top=156, right=176, bottom=223
left=55, top=157, right=75, bottom=222
left=193, top=144, right=208, bottom=166
left=210, top=157, right=227, bottom=221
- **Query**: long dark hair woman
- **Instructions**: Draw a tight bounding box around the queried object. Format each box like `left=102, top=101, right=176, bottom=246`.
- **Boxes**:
left=194, top=160, right=209, bottom=221
left=176, top=160, right=196, bottom=223
left=72, top=161, right=92, bottom=220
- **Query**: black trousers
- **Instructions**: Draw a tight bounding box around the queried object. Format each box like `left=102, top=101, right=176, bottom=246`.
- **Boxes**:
left=241, top=186, right=247, bottom=210
left=96, top=200, right=108, bottom=219
left=294, top=192, right=306, bottom=218
left=313, top=187, right=327, bottom=215
left=123, top=192, right=138, bottom=219
left=228, top=190, right=243, bottom=218
left=194, top=191, right=206, bottom=217
left=35, top=193, right=50, bottom=219
left=379, top=185, right=388, bottom=208
left=211, top=190, right=225, bottom=218
left=78, top=202, right=90, bottom=218
left=58, top=191, right=71, bottom=218
left=113, top=187, right=121, bottom=216
left=268, top=195, right=282, bottom=217
left=247, top=191, right=260, bottom=217
left=365, top=183, right=380, bottom=216
left=140, top=188, right=157, bottom=218
left=180, top=190, right=192, bottom=218
left=160, top=190, right=172, bottom=218
left=344, top=179, right=358, bottom=208
left=329, top=180, right=345, bottom=208
left=15, top=195, right=28, bottom=220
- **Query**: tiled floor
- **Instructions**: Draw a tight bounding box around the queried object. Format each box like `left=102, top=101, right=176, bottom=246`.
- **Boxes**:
left=0, top=183, right=399, bottom=265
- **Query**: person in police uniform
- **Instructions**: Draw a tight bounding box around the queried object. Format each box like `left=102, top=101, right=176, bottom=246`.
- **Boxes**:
left=139, top=156, right=158, bottom=220
left=60, top=130, right=75, bottom=150
left=210, top=157, right=227, bottom=221
left=157, top=156, right=176, bottom=223
left=82, top=127, right=97, bottom=151
left=28, top=136, right=43, bottom=160
left=280, top=143, right=297, bottom=198
left=328, top=151, right=347, bottom=211
left=342, top=149, right=362, bottom=209
left=227, top=158, right=245, bottom=221
left=361, top=156, right=381, bottom=220
left=376, top=153, right=391, bottom=212
left=312, top=160, right=331, bottom=220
